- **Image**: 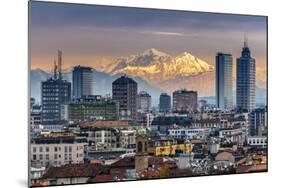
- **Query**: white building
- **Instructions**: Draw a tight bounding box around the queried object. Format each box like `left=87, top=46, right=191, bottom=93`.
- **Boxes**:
left=219, top=127, right=246, bottom=146
left=31, top=137, right=87, bottom=167
left=168, top=128, right=210, bottom=140
left=120, top=130, right=136, bottom=149
left=247, top=136, right=267, bottom=147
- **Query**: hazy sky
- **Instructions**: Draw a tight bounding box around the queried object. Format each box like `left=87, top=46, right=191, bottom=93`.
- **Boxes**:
left=30, top=1, right=267, bottom=76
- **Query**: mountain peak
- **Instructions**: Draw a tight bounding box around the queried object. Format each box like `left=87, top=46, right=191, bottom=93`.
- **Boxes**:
left=142, top=48, right=170, bottom=57
left=176, top=52, right=195, bottom=59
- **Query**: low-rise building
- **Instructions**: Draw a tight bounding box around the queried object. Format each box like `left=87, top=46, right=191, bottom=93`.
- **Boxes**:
left=30, top=136, right=87, bottom=167
left=247, top=136, right=267, bottom=148
left=168, top=127, right=210, bottom=140
left=219, top=126, right=246, bottom=146
left=148, top=143, right=192, bottom=156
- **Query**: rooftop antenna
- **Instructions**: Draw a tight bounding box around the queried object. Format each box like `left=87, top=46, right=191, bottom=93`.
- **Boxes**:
left=58, top=50, right=62, bottom=79
left=244, top=34, right=248, bottom=48
left=53, top=58, right=57, bottom=79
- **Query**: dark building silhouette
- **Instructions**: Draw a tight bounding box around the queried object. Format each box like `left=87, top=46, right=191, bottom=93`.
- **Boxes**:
left=236, top=39, right=256, bottom=111
left=72, top=66, right=93, bottom=99
left=216, top=52, right=233, bottom=110
left=159, top=93, right=171, bottom=112
left=173, top=89, right=197, bottom=112
left=41, top=50, right=71, bottom=126
left=112, top=75, right=138, bottom=120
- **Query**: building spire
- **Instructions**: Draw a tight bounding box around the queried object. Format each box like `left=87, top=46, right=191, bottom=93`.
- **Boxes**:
left=244, top=34, right=248, bottom=48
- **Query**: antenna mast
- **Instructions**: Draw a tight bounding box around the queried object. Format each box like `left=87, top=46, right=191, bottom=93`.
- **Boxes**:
left=54, top=59, right=57, bottom=79
left=58, top=50, right=62, bottom=79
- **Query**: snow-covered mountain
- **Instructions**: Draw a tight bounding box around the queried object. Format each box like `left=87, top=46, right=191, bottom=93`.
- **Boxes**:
left=106, top=48, right=215, bottom=96
left=106, top=48, right=172, bottom=74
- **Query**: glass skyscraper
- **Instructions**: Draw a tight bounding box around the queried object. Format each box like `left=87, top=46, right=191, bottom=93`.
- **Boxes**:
left=216, top=52, right=233, bottom=110
left=72, top=66, right=94, bottom=99
left=236, top=40, right=256, bottom=111
left=159, top=93, right=171, bottom=112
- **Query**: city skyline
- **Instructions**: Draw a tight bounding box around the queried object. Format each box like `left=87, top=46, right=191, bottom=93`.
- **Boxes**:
left=29, top=2, right=268, bottom=187
left=30, top=2, right=267, bottom=81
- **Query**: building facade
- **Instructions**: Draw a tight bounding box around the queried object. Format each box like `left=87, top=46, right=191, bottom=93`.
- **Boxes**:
left=159, top=93, right=171, bottom=112
left=236, top=40, right=256, bottom=111
left=62, top=97, right=119, bottom=122
left=173, top=89, right=198, bottom=112
left=31, top=136, right=87, bottom=167
left=72, top=66, right=93, bottom=99
left=168, top=128, right=210, bottom=140
left=41, top=78, right=71, bottom=125
left=248, top=108, right=267, bottom=136
left=137, top=91, right=152, bottom=113
left=216, top=52, right=233, bottom=111
left=112, top=75, right=138, bottom=120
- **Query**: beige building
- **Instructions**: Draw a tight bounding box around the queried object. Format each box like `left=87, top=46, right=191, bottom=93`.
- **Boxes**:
left=31, top=136, right=87, bottom=167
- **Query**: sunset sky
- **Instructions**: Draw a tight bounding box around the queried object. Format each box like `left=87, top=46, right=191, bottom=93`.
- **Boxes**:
left=30, top=1, right=267, bottom=81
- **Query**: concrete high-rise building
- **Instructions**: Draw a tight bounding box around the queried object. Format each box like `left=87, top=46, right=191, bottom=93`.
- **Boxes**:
left=41, top=50, right=71, bottom=126
left=159, top=93, right=171, bottom=112
left=216, top=52, right=233, bottom=111
left=112, top=75, right=138, bottom=120
left=173, top=89, right=197, bottom=112
left=137, top=91, right=152, bottom=113
left=72, top=66, right=93, bottom=99
left=236, top=39, right=256, bottom=111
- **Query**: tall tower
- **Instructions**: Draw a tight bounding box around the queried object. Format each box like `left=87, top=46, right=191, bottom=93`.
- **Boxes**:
left=72, top=66, right=94, bottom=99
left=41, top=50, right=71, bottom=127
left=216, top=52, right=233, bottom=110
left=112, top=75, right=138, bottom=120
left=135, top=127, right=149, bottom=172
left=137, top=91, right=152, bottom=113
left=159, top=93, right=171, bottom=112
left=172, top=89, right=197, bottom=112
left=236, top=38, right=256, bottom=111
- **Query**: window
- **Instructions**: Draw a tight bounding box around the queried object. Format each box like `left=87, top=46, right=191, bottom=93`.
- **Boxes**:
left=46, top=154, right=49, bottom=160
left=54, top=154, right=58, bottom=159
left=33, top=155, right=36, bottom=160
left=33, top=147, right=36, bottom=153
left=39, top=147, right=43, bottom=152
left=54, top=147, right=58, bottom=152
left=64, top=146, right=68, bottom=153
left=46, top=147, right=49, bottom=152
left=39, top=154, right=43, bottom=160
left=137, top=141, right=143, bottom=153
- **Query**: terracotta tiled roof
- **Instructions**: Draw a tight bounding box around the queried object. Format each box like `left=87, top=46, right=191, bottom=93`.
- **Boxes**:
left=148, top=157, right=164, bottom=166
left=41, top=163, right=103, bottom=179
left=89, top=174, right=115, bottom=182
left=110, top=156, right=135, bottom=168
